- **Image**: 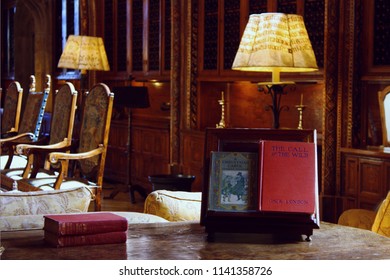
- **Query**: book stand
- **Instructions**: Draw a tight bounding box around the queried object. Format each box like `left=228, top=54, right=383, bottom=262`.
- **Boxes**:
left=201, top=128, right=320, bottom=242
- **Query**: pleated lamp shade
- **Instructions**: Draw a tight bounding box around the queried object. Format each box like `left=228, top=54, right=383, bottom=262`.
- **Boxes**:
left=58, top=35, right=110, bottom=72
left=232, top=13, right=318, bottom=83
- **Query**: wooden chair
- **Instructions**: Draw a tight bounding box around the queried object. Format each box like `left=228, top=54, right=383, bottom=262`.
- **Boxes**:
left=1, top=81, right=78, bottom=183
left=0, top=75, right=50, bottom=169
left=1, top=81, right=23, bottom=136
left=378, top=85, right=390, bottom=148
left=338, top=191, right=390, bottom=237
left=14, top=83, right=114, bottom=211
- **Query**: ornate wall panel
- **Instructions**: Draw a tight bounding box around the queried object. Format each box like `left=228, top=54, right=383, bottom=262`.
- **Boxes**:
left=202, top=0, right=218, bottom=70
left=373, top=0, right=390, bottom=66
left=104, top=1, right=114, bottom=68
left=117, top=0, right=127, bottom=72
left=189, top=0, right=199, bottom=129
left=164, top=0, right=172, bottom=71
left=277, top=0, right=297, bottom=14
left=148, top=0, right=160, bottom=71
left=170, top=0, right=181, bottom=166
left=223, top=0, right=240, bottom=70
left=321, top=0, right=339, bottom=221
left=249, top=0, right=268, bottom=14
left=304, top=0, right=325, bottom=68
left=132, top=0, right=144, bottom=72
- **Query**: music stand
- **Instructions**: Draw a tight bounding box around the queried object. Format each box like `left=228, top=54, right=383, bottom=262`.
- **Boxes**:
left=106, top=86, right=150, bottom=203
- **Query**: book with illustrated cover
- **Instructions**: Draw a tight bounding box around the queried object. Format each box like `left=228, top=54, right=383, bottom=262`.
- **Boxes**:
left=44, top=230, right=127, bottom=247
left=44, top=212, right=128, bottom=236
left=208, top=151, right=258, bottom=212
left=259, top=140, right=317, bottom=214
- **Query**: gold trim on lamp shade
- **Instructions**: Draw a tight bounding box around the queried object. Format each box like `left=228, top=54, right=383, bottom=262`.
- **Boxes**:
left=58, top=35, right=110, bottom=71
left=232, top=13, right=318, bottom=83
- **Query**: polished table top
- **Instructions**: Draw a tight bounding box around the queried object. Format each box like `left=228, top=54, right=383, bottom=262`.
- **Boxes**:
left=1, top=221, right=390, bottom=260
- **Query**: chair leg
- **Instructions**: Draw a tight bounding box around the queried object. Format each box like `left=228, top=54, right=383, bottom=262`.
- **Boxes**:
left=103, top=181, right=148, bottom=203
left=105, top=185, right=127, bottom=199
left=129, top=184, right=148, bottom=204
left=95, top=188, right=102, bottom=211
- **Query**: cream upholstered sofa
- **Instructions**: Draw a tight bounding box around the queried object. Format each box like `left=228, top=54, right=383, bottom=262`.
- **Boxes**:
left=1, top=187, right=202, bottom=232
left=143, top=190, right=202, bottom=222
left=0, top=186, right=169, bottom=232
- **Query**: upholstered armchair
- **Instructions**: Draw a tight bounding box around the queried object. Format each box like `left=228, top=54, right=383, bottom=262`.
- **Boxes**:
left=0, top=75, right=50, bottom=170
left=11, top=83, right=114, bottom=211
left=1, top=81, right=78, bottom=191
left=1, top=80, right=23, bottom=136
left=338, top=191, right=390, bottom=237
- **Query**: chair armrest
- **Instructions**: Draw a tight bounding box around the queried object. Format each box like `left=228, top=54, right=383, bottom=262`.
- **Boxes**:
left=46, top=145, right=105, bottom=191
left=49, top=145, right=105, bottom=163
left=15, top=138, right=71, bottom=179
left=1, top=133, right=37, bottom=170
left=0, top=132, right=34, bottom=144
left=16, top=138, right=70, bottom=156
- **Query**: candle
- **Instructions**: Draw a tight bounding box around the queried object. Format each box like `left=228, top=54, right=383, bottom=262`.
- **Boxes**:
left=300, top=93, right=303, bottom=106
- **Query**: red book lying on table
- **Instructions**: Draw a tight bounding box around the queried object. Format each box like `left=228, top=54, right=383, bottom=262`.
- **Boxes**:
left=258, top=140, right=317, bottom=214
left=44, top=230, right=127, bottom=247
left=44, top=212, right=128, bottom=236
left=44, top=213, right=128, bottom=247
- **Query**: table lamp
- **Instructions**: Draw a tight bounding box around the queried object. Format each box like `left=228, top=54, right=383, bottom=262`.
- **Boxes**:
left=58, top=35, right=110, bottom=94
left=232, top=13, right=318, bottom=128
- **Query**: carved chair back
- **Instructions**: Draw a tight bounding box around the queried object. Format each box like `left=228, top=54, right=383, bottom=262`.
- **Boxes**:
left=378, top=85, right=390, bottom=148
left=1, top=81, right=23, bottom=135
left=17, top=75, right=50, bottom=141
left=76, top=83, right=114, bottom=185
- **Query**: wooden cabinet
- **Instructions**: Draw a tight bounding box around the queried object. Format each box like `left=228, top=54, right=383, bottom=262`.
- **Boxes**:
left=104, top=119, right=129, bottom=184
left=101, top=0, right=171, bottom=80
left=143, top=0, right=171, bottom=78
left=131, top=124, right=170, bottom=192
left=181, top=130, right=205, bottom=192
left=340, top=148, right=390, bottom=215
left=101, top=0, right=172, bottom=192
left=101, top=0, right=129, bottom=79
left=105, top=103, right=171, bottom=194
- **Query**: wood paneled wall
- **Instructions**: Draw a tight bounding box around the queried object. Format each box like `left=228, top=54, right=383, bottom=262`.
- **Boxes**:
left=4, top=0, right=390, bottom=222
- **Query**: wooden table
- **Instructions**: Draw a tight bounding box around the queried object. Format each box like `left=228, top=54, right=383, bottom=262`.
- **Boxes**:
left=1, top=221, right=390, bottom=260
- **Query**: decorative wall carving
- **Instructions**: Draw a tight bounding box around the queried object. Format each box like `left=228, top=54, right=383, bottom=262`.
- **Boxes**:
left=170, top=0, right=181, bottom=166
left=373, top=0, right=390, bottom=66
left=321, top=0, right=339, bottom=221
left=189, top=0, right=198, bottom=130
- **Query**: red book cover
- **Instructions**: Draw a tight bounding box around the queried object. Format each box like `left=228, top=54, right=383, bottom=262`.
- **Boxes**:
left=44, top=213, right=128, bottom=236
left=44, top=230, right=127, bottom=247
left=259, top=140, right=317, bottom=214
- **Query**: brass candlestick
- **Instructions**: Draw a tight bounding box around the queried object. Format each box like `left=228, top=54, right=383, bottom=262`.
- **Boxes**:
left=216, top=91, right=226, bottom=128
left=295, top=94, right=306, bottom=130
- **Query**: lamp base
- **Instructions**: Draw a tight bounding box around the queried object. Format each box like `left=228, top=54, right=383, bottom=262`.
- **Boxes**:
left=258, top=82, right=295, bottom=129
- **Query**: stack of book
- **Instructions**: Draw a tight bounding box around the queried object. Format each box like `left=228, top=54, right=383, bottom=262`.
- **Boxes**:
left=44, top=212, right=128, bottom=247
